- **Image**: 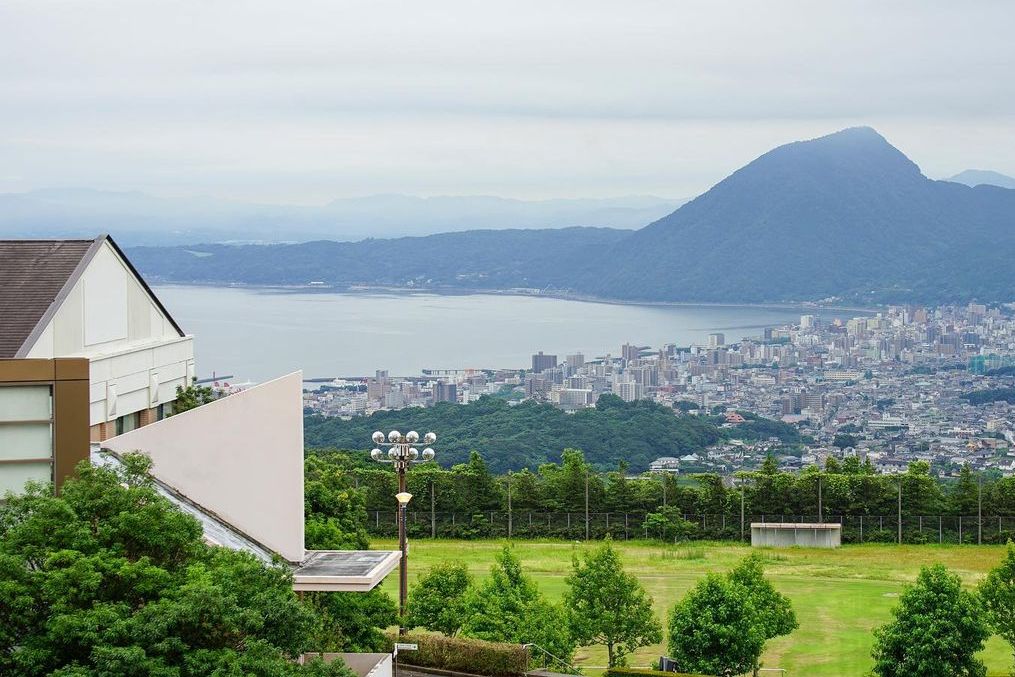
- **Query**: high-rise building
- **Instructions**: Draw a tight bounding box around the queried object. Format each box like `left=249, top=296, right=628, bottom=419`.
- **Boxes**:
left=432, top=381, right=457, bottom=403
left=707, top=333, right=725, bottom=348
left=800, top=315, right=815, bottom=330
left=621, top=343, right=641, bottom=363
left=531, top=351, right=557, bottom=373
left=566, top=352, right=585, bottom=369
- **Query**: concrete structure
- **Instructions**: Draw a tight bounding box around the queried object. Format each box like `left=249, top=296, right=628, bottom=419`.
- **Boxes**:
left=0, top=358, right=89, bottom=494
left=100, top=371, right=399, bottom=591
left=751, top=522, right=841, bottom=548
left=302, top=654, right=391, bottom=677
left=0, top=235, right=195, bottom=441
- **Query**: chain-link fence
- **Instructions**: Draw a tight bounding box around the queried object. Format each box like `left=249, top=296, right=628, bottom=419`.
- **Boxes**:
left=366, top=510, right=1015, bottom=544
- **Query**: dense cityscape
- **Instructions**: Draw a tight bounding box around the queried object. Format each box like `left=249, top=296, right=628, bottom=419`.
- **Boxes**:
left=305, top=302, right=1015, bottom=477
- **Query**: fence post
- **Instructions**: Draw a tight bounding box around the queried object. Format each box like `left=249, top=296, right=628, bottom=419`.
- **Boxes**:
left=430, top=480, right=436, bottom=539
left=740, top=488, right=745, bottom=542
left=897, top=481, right=902, bottom=545
left=959, top=516, right=963, bottom=544
left=507, top=473, right=513, bottom=539
left=584, top=472, right=590, bottom=541
left=939, top=515, right=942, bottom=544
left=978, top=475, right=983, bottom=545
left=625, top=513, right=630, bottom=540
left=859, top=515, right=863, bottom=543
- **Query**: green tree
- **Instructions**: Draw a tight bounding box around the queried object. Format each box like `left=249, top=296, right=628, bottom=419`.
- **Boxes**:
left=304, top=453, right=370, bottom=550
left=310, top=589, right=398, bottom=652
left=950, top=464, right=980, bottom=516
left=667, top=573, right=763, bottom=677
left=406, top=561, right=473, bottom=636
left=871, top=564, right=988, bottom=677
left=978, top=542, right=1015, bottom=667
left=833, top=433, right=858, bottom=449
left=727, top=554, right=797, bottom=642
left=563, top=540, right=662, bottom=667
left=461, top=546, right=575, bottom=665
left=170, top=382, right=217, bottom=415
left=0, top=455, right=351, bottom=677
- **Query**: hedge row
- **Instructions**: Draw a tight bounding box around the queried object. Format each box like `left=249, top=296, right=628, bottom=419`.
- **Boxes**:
left=606, top=667, right=715, bottom=677
left=383, top=631, right=529, bottom=677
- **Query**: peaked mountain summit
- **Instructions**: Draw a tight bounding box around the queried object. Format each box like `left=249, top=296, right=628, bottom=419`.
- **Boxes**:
left=575, top=127, right=1015, bottom=304
left=947, top=169, right=1015, bottom=190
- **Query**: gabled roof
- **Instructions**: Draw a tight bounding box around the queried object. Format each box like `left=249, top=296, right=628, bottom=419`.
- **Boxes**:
left=0, top=234, right=184, bottom=358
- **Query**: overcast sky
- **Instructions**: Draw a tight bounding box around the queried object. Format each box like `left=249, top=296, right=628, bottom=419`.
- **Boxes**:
left=1, top=0, right=1013, bottom=204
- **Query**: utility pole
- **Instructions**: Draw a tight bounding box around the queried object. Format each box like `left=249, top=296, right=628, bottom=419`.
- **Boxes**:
left=430, top=478, right=436, bottom=539
left=740, top=483, right=746, bottom=542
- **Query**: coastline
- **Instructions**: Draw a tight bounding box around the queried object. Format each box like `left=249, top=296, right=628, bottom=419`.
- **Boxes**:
left=150, top=280, right=881, bottom=315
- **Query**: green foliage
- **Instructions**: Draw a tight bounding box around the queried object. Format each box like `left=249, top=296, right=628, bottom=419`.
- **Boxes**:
left=564, top=539, right=662, bottom=667
left=170, top=383, right=217, bottom=415
left=667, top=573, right=764, bottom=677
left=0, top=455, right=352, bottom=677
left=382, top=631, right=530, bottom=677
left=305, top=395, right=724, bottom=472
left=833, top=433, right=858, bottom=449
left=606, top=668, right=714, bottom=677
left=309, top=588, right=398, bottom=653
left=642, top=506, right=696, bottom=542
left=406, top=561, right=473, bottom=636
left=304, top=453, right=370, bottom=550
left=666, top=554, right=796, bottom=676
left=978, top=542, right=1015, bottom=667
left=460, top=546, right=576, bottom=664
left=871, top=564, right=988, bottom=677
left=726, top=555, right=797, bottom=641
left=961, top=388, right=1015, bottom=405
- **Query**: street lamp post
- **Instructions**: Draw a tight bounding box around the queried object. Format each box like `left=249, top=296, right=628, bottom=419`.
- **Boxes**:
left=370, top=430, right=436, bottom=635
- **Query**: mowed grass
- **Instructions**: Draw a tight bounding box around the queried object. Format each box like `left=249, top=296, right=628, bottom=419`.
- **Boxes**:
left=375, top=539, right=1014, bottom=676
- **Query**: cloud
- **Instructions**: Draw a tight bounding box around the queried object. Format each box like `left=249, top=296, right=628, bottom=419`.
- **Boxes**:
left=1, top=0, right=1013, bottom=203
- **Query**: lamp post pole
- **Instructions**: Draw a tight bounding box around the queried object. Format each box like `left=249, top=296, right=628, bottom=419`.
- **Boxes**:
left=370, top=430, right=437, bottom=635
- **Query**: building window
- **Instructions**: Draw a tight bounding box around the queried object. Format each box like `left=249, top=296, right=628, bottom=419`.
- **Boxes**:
left=0, top=385, right=54, bottom=494
left=156, top=402, right=174, bottom=421
left=115, top=412, right=140, bottom=436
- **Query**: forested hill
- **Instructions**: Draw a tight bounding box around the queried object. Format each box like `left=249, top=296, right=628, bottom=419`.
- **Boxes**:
left=127, top=127, right=1015, bottom=306
left=303, top=395, right=801, bottom=473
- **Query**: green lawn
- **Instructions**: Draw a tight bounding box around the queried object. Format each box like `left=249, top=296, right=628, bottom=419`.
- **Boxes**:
left=375, top=539, right=1014, bottom=676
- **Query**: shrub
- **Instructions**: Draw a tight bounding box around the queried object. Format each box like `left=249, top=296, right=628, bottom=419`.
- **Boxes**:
left=606, top=667, right=715, bottom=677
left=384, top=631, right=529, bottom=677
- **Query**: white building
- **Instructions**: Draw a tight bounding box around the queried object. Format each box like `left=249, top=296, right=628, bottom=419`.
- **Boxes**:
left=0, top=235, right=195, bottom=440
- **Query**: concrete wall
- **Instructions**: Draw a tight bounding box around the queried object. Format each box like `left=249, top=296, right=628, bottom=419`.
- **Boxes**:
left=24, top=240, right=194, bottom=429
left=751, top=523, right=842, bottom=548
left=102, top=372, right=305, bottom=563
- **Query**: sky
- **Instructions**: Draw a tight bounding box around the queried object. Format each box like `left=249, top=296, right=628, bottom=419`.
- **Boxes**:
left=1, top=0, right=1013, bottom=205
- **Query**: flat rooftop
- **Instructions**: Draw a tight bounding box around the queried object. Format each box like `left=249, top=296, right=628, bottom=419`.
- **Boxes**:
left=294, top=550, right=400, bottom=592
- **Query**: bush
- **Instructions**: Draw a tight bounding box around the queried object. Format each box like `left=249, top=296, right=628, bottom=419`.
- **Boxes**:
left=384, top=632, right=529, bottom=677
left=606, top=667, right=715, bottom=677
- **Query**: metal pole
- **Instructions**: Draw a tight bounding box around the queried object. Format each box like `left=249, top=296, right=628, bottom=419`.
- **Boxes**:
left=430, top=479, right=436, bottom=539
left=507, top=473, right=513, bottom=539
left=585, top=471, right=590, bottom=540
left=398, top=467, right=408, bottom=636
left=740, top=485, right=745, bottom=542
left=978, top=474, right=983, bottom=545
left=818, top=475, right=823, bottom=524
left=897, top=480, right=902, bottom=545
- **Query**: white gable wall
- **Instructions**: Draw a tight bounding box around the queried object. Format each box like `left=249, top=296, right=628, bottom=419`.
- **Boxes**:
left=24, top=240, right=195, bottom=428
left=102, top=372, right=306, bottom=563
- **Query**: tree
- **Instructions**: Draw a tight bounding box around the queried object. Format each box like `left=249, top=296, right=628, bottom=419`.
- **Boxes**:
left=170, top=382, right=218, bottom=415
left=978, top=542, right=1015, bottom=667
left=871, top=564, right=988, bottom=677
left=833, top=433, right=858, bottom=449
left=727, top=554, right=797, bottom=642
left=667, top=573, right=763, bottom=677
left=406, top=562, right=473, bottom=636
left=304, top=454, right=370, bottom=550
left=310, top=588, right=398, bottom=652
left=0, top=455, right=351, bottom=677
left=950, top=464, right=979, bottom=516
left=564, top=540, right=661, bottom=667
left=461, top=546, right=575, bottom=664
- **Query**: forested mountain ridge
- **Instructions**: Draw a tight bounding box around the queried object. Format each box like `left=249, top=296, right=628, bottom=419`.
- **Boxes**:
left=127, top=127, right=1015, bottom=305
left=303, top=394, right=802, bottom=473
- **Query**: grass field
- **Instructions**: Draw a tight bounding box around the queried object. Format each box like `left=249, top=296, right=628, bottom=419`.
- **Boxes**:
left=375, top=539, right=1014, bottom=676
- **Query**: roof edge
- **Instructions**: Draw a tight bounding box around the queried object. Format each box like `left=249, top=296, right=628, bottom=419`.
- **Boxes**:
left=14, top=235, right=106, bottom=358
left=14, top=234, right=186, bottom=357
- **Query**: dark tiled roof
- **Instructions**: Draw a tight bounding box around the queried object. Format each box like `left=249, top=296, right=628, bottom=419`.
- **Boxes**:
left=0, top=238, right=97, bottom=358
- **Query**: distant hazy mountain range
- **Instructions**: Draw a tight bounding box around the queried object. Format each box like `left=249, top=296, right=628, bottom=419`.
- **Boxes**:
left=125, top=127, right=1015, bottom=306
left=946, top=169, right=1015, bottom=190
left=0, top=190, right=683, bottom=245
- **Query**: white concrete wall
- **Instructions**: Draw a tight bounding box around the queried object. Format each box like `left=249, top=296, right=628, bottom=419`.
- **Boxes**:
left=101, top=372, right=306, bottom=563
left=24, top=240, right=195, bottom=426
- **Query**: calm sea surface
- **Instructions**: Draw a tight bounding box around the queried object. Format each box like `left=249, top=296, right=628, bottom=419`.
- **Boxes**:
left=154, top=285, right=866, bottom=382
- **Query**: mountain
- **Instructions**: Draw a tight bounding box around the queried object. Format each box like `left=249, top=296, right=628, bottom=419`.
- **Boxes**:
left=0, top=189, right=683, bottom=245
left=573, top=127, right=1015, bottom=304
left=946, top=169, right=1015, bottom=190
left=125, top=127, right=1015, bottom=305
